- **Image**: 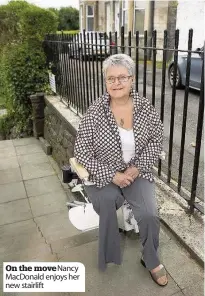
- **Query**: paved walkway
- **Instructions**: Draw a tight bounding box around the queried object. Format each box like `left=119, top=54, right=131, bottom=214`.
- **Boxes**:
left=0, top=138, right=204, bottom=296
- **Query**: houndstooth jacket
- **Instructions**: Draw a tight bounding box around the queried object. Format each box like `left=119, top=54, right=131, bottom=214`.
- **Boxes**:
left=74, top=90, right=163, bottom=188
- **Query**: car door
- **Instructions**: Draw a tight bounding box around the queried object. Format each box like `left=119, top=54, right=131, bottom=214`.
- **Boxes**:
left=190, top=48, right=203, bottom=90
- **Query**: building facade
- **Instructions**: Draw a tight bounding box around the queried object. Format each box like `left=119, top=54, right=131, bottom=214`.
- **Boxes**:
left=79, top=0, right=177, bottom=60
left=79, top=0, right=149, bottom=36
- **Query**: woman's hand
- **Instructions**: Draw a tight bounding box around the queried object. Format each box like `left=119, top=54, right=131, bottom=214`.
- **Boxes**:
left=124, top=166, right=139, bottom=180
left=112, top=172, right=134, bottom=188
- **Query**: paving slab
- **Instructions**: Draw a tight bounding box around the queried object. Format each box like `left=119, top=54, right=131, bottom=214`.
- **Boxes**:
left=21, top=162, right=55, bottom=180
left=17, top=152, right=49, bottom=166
left=0, top=181, right=27, bottom=203
left=0, top=140, right=13, bottom=149
left=0, top=228, right=45, bottom=257
left=15, top=144, right=43, bottom=155
left=0, top=199, right=32, bottom=225
left=182, top=280, right=204, bottom=296
left=3, top=293, right=69, bottom=296
left=58, top=239, right=180, bottom=296
left=0, top=146, right=16, bottom=159
left=0, top=156, right=19, bottom=171
left=2, top=249, right=57, bottom=264
left=0, top=219, right=39, bottom=238
left=24, top=175, right=63, bottom=197
left=34, top=210, right=81, bottom=243
left=29, top=190, right=68, bottom=217
left=0, top=243, right=52, bottom=264
left=159, top=239, right=204, bottom=290
left=0, top=167, right=22, bottom=185
left=13, top=137, right=40, bottom=147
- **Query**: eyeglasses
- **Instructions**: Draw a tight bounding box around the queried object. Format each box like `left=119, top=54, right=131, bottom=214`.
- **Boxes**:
left=106, top=75, right=132, bottom=84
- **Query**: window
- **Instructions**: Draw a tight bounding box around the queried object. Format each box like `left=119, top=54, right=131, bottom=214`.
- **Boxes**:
left=122, top=0, right=128, bottom=33
left=86, top=5, right=94, bottom=31
left=134, top=1, right=145, bottom=36
left=114, top=1, right=120, bottom=34
left=105, top=3, right=111, bottom=33
left=80, top=5, right=84, bottom=31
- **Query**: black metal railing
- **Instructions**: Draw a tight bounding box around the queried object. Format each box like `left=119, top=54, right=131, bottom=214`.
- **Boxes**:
left=43, top=28, right=204, bottom=214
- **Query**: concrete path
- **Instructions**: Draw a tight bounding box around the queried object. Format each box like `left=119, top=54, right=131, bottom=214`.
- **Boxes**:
left=0, top=138, right=203, bottom=296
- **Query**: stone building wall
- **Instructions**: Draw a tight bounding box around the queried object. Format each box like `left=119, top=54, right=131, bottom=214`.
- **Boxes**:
left=44, top=96, right=80, bottom=167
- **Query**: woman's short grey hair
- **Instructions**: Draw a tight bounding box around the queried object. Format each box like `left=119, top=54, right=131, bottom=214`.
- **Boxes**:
left=102, top=54, right=135, bottom=77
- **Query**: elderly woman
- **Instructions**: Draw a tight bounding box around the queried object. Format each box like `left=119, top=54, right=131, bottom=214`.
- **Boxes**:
left=74, top=54, right=167, bottom=286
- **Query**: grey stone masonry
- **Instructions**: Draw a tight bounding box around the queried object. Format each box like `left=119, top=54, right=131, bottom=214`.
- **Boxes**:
left=44, top=96, right=80, bottom=168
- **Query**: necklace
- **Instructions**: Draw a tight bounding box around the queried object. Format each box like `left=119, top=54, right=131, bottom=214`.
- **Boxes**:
left=110, top=97, right=133, bottom=128
left=119, top=118, right=124, bottom=127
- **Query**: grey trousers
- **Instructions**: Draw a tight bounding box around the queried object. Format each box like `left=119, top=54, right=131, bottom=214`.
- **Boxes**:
left=84, top=177, right=160, bottom=271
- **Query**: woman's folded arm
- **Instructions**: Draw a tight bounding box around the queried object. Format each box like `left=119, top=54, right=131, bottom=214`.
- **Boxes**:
left=134, top=105, right=163, bottom=173
left=74, top=113, right=116, bottom=184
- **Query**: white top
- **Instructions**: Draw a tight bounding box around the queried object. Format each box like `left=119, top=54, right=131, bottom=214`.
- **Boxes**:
left=118, top=126, right=135, bottom=163
left=84, top=126, right=135, bottom=186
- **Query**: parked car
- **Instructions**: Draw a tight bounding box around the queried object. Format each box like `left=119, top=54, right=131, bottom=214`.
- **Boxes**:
left=168, top=46, right=204, bottom=91
left=69, top=31, right=116, bottom=59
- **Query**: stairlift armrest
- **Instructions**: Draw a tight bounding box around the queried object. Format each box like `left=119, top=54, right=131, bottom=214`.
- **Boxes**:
left=69, top=157, right=89, bottom=181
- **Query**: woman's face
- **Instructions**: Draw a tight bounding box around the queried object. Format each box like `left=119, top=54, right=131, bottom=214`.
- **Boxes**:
left=105, top=65, right=134, bottom=99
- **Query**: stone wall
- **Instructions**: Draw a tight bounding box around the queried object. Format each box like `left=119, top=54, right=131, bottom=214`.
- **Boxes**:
left=44, top=96, right=80, bottom=168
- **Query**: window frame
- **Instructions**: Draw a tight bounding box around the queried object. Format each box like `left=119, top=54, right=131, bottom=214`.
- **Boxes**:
left=80, top=5, right=84, bottom=32
left=133, top=1, right=145, bottom=37
left=86, top=5, right=94, bottom=31
left=121, top=0, right=128, bottom=35
left=114, top=1, right=120, bottom=34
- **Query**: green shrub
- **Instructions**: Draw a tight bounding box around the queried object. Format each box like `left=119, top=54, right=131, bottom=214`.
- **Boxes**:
left=20, top=6, right=58, bottom=41
left=1, top=41, right=49, bottom=137
left=0, top=112, right=15, bottom=139
left=0, top=0, right=58, bottom=138
left=0, top=0, right=31, bottom=46
left=57, top=7, right=79, bottom=31
left=0, top=1, right=58, bottom=45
